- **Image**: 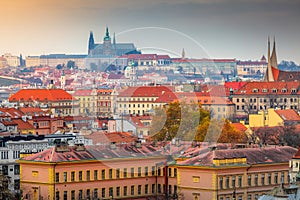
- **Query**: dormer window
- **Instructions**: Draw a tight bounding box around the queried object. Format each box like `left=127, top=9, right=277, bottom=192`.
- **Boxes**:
left=281, top=88, right=287, bottom=93
left=252, top=88, right=259, bottom=93
left=272, top=88, right=277, bottom=93
left=262, top=89, right=268, bottom=93
left=291, top=88, right=297, bottom=93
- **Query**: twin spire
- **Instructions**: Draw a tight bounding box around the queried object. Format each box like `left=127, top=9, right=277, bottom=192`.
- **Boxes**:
left=88, top=27, right=116, bottom=54
left=263, top=36, right=278, bottom=82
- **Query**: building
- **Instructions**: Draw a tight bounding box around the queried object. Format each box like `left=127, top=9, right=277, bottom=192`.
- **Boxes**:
left=8, top=89, right=79, bottom=117
left=2, top=53, right=20, bottom=67
left=86, top=27, right=139, bottom=71
left=237, top=56, right=267, bottom=81
left=97, top=89, right=114, bottom=117
left=249, top=108, right=300, bottom=128
left=25, top=56, right=40, bottom=67
left=39, top=54, right=87, bottom=69
left=73, top=89, right=97, bottom=116
left=116, top=86, right=176, bottom=115
left=0, top=135, right=48, bottom=197
left=264, top=37, right=300, bottom=82
left=176, top=144, right=297, bottom=200
left=232, top=81, right=300, bottom=119
left=18, top=141, right=297, bottom=200
left=18, top=142, right=169, bottom=200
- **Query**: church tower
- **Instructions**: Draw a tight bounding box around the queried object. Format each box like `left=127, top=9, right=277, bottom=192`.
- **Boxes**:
left=88, top=31, right=95, bottom=54
left=103, top=27, right=113, bottom=56
left=61, top=70, right=66, bottom=89
left=263, top=36, right=275, bottom=82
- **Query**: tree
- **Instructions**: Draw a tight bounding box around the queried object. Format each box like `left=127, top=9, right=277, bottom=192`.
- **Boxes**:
left=67, top=60, right=75, bottom=69
left=0, top=173, right=14, bottom=200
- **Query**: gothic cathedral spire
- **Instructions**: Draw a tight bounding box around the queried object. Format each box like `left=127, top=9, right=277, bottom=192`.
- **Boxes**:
left=88, top=31, right=95, bottom=54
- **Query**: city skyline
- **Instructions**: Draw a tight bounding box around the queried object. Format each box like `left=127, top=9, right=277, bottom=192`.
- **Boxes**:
left=0, top=0, right=300, bottom=63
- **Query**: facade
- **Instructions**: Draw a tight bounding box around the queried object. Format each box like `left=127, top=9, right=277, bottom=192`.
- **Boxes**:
left=236, top=56, right=267, bottom=81
left=2, top=53, right=20, bottom=67
left=176, top=145, right=297, bottom=200
left=289, top=148, right=300, bottom=183
left=0, top=135, right=48, bottom=197
left=171, top=58, right=237, bottom=82
left=116, top=86, right=176, bottom=115
left=18, top=142, right=297, bottom=200
left=249, top=108, right=300, bottom=127
left=97, top=89, right=113, bottom=117
left=19, top=143, right=169, bottom=200
left=39, top=54, right=87, bottom=69
left=86, top=28, right=138, bottom=71
left=8, top=89, right=79, bottom=117
left=232, top=81, right=300, bottom=119
left=73, top=89, right=97, bottom=116
left=25, top=56, right=40, bottom=67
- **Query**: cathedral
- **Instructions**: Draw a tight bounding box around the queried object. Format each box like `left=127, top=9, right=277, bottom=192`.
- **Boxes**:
left=264, top=37, right=300, bottom=82
left=87, top=27, right=140, bottom=57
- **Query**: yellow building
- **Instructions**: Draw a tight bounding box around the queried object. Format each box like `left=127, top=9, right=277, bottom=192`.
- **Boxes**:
left=25, top=56, right=40, bottom=67
left=249, top=108, right=300, bottom=127
left=73, top=89, right=97, bottom=116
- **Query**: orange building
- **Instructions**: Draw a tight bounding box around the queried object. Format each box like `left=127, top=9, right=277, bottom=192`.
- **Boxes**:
left=18, top=142, right=297, bottom=200
left=9, top=89, right=79, bottom=117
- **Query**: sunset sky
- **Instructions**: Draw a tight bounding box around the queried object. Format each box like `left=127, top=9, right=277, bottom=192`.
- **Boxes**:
left=1, top=0, right=299, bottom=63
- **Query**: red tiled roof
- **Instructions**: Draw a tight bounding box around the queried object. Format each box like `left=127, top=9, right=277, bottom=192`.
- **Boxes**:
left=179, top=145, right=297, bottom=166
left=19, top=108, right=47, bottom=116
left=231, top=123, right=248, bottom=133
left=0, top=108, right=23, bottom=117
left=274, top=109, right=300, bottom=121
left=181, top=96, right=234, bottom=105
left=12, top=119, right=35, bottom=130
left=73, top=89, right=93, bottom=96
left=9, top=89, right=74, bottom=102
left=85, top=131, right=138, bottom=145
left=224, top=82, right=247, bottom=91
left=118, top=86, right=174, bottom=98
left=235, top=81, right=300, bottom=95
left=172, top=58, right=236, bottom=63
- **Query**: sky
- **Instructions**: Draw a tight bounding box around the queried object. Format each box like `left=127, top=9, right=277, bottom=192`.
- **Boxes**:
left=0, top=0, right=299, bottom=63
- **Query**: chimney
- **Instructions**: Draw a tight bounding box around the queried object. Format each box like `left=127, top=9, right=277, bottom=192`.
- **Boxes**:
left=55, top=141, right=69, bottom=152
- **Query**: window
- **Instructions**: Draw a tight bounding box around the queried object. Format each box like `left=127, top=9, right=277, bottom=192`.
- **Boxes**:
left=102, top=188, right=105, bottom=198
left=261, top=174, right=265, bottom=185
left=63, top=172, right=67, bottom=182
left=131, top=167, right=135, bottom=177
left=237, top=98, right=240, bottom=103
left=274, top=173, right=278, bottom=184
left=281, top=172, right=285, bottom=183
left=193, top=176, right=200, bottom=183
left=71, top=191, right=75, bottom=200
left=94, top=170, right=98, bottom=180
left=152, top=184, right=155, bottom=194
left=131, top=185, right=135, bottom=195
left=232, top=176, right=236, bottom=188
left=168, top=168, right=172, bottom=177
left=64, top=191, right=68, bottom=200
left=55, top=191, right=60, bottom=200
left=152, top=166, right=155, bottom=176
left=138, top=167, right=142, bottom=177
left=145, top=167, right=148, bottom=176
left=78, top=190, right=83, bottom=200
left=158, top=167, right=161, bottom=176
left=86, top=170, right=90, bottom=181
left=71, top=171, right=75, bottom=182
left=102, top=169, right=105, bottom=180
left=109, top=169, right=113, bottom=179
left=79, top=171, right=83, bottom=181
left=158, top=184, right=162, bottom=193
left=109, top=187, right=113, bottom=197
left=247, top=194, right=251, bottom=200
left=145, top=184, right=148, bottom=194
left=124, top=186, right=128, bottom=196
left=268, top=173, right=272, bottom=184
left=255, top=174, right=258, bottom=186
left=174, top=168, right=177, bottom=177
left=123, top=168, right=127, bottom=178
left=14, top=179, right=20, bottom=190
left=116, top=187, right=120, bottom=197
left=238, top=176, right=242, bottom=187
left=138, top=185, right=142, bottom=195
left=226, top=176, right=230, bottom=188
left=116, top=168, right=120, bottom=179
left=219, top=177, right=223, bottom=189
left=86, top=189, right=90, bottom=199
left=168, top=185, right=172, bottom=195
left=94, top=189, right=98, bottom=199
left=248, top=175, right=251, bottom=186
left=14, top=165, right=20, bottom=175
left=55, top=172, right=59, bottom=183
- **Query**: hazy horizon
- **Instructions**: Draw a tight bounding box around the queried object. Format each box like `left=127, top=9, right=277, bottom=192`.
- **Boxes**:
left=1, top=0, right=299, bottom=63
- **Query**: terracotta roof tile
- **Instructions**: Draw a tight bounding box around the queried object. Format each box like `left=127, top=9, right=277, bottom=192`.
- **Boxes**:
left=274, top=109, right=300, bottom=121
left=9, top=89, right=74, bottom=102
